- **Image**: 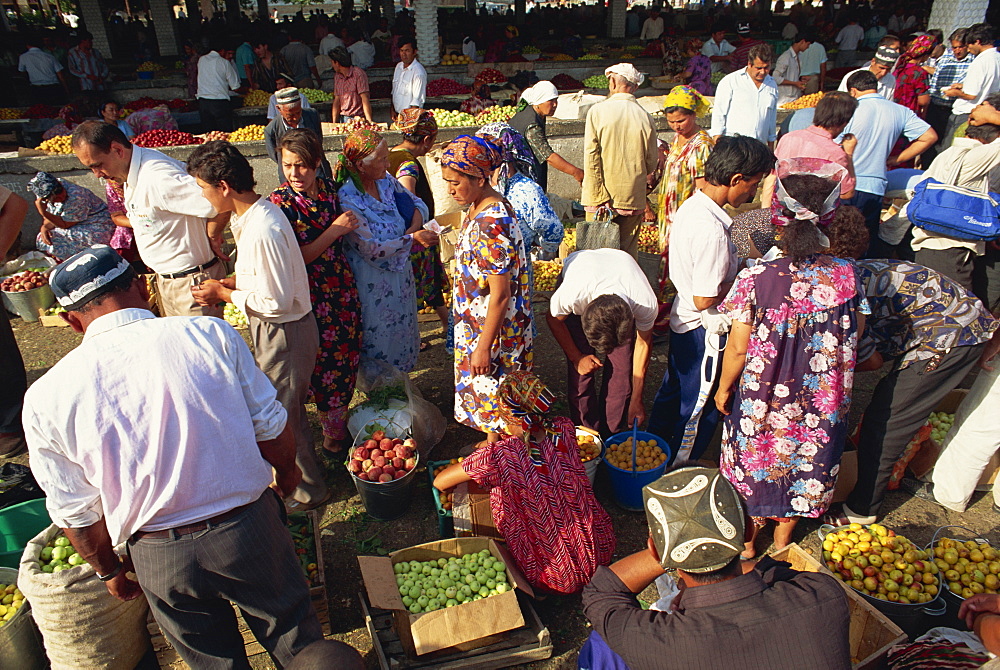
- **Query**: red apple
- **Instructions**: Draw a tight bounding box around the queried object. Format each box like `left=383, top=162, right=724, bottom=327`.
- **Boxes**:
left=392, top=457, right=404, bottom=469
left=396, top=446, right=413, bottom=459
left=370, top=449, right=382, bottom=460
left=379, top=438, right=393, bottom=451
left=379, top=473, right=393, bottom=483
left=364, top=439, right=377, bottom=450
left=348, top=460, right=362, bottom=474
left=354, top=447, right=369, bottom=461
left=368, top=466, right=383, bottom=479
left=371, top=430, right=385, bottom=441
left=405, top=457, right=416, bottom=470
left=383, top=465, right=396, bottom=477
left=394, top=470, right=406, bottom=479
left=373, top=456, right=387, bottom=468
left=358, top=472, right=370, bottom=481
left=362, top=459, right=373, bottom=471
left=393, top=438, right=403, bottom=446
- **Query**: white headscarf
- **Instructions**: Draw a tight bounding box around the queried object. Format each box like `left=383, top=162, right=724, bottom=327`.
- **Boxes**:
left=520, top=80, right=559, bottom=106
left=605, top=62, right=646, bottom=86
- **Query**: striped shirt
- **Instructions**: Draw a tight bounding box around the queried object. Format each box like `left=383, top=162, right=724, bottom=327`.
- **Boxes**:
left=930, top=51, right=974, bottom=104
left=67, top=45, right=109, bottom=91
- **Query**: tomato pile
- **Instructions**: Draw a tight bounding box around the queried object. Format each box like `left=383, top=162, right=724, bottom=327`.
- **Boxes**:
left=426, top=78, right=470, bottom=96
left=476, top=68, right=506, bottom=84
left=23, top=104, right=58, bottom=119
left=552, top=73, right=584, bottom=90
left=133, top=129, right=202, bottom=148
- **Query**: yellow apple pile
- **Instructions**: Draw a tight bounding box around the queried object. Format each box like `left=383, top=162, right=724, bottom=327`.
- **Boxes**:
left=533, top=259, right=562, bottom=292
left=638, top=225, right=659, bottom=254
left=577, top=431, right=601, bottom=463
left=934, top=537, right=1000, bottom=599
left=36, top=135, right=73, bottom=154
left=781, top=92, right=824, bottom=110
left=229, top=125, right=265, bottom=142
left=242, top=89, right=271, bottom=107
left=606, top=437, right=667, bottom=471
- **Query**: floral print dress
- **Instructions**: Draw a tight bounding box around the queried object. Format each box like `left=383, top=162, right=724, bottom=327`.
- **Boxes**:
left=718, top=256, right=871, bottom=521
left=35, top=181, right=115, bottom=262
left=269, top=178, right=362, bottom=440
left=453, top=200, right=533, bottom=433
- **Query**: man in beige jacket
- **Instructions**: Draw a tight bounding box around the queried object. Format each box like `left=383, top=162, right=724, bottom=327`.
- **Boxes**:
left=582, top=63, right=659, bottom=257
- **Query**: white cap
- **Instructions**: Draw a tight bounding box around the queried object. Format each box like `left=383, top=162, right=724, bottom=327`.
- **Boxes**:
left=605, top=63, right=645, bottom=86
left=520, top=80, right=559, bottom=105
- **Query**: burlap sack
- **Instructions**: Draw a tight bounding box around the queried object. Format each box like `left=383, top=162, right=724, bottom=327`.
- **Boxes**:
left=17, top=525, right=149, bottom=670
left=421, top=150, right=464, bottom=218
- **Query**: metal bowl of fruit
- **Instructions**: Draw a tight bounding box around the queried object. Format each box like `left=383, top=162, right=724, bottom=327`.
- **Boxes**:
left=930, top=525, right=1000, bottom=605
left=576, top=427, right=603, bottom=486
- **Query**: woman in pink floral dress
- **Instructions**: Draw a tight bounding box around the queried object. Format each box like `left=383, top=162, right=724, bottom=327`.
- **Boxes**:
left=714, top=162, right=870, bottom=557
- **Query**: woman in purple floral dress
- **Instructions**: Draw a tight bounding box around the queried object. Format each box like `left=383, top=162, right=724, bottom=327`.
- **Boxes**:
left=715, top=163, right=870, bottom=557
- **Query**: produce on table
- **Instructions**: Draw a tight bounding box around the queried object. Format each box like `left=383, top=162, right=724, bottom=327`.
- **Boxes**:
left=36, top=135, right=73, bottom=154
left=933, top=537, right=1000, bottom=599
left=925, top=411, right=955, bottom=444
left=582, top=74, right=609, bottom=89
left=0, top=583, right=25, bottom=626
left=562, top=228, right=576, bottom=253
left=229, top=124, right=266, bottom=142
left=426, top=78, right=470, bottom=96
left=43, top=305, right=66, bottom=316
left=577, top=431, right=601, bottom=462
left=606, top=436, right=667, bottom=471
left=781, top=92, right=824, bottom=110
left=392, top=549, right=512, bottom=613
left=242, top=89, right=271, bottom=107
left=474, top=105, right=517, bottom=124
left=328, top=117, right=381, bottom=135
left=287, top=512, right=321, bottom=586
left=578, top=53, right=603, bottom=61
left=710, top=71, right=726, bottom=85
left=426, top=108, right=476, bottom=128
left=441, top=54, right=473, bottom=65
left=1, top=269, right=49, bottom=292
left=0, top=108, right=19, bottom=120
left=552, top=73, right=584, bottom=90
left=133, top=129, right=202, bottom=148
left=522, top=45, right=540, bottom=55
left=38, top=532, right=86, bottom=573
left=136, top=61, right=163, bottom=72
left=823, top=523, right=940, bottom=603
left=551, top=54, right=574, bottom=61
left=23, top=104, right=58, bottom=119
left=300, top=88, right=332, bottom=103
left=532, top=259, right=562, bottom=292
left=432, top=458, right=465, bottom=511
left=224, top=303, right=248, bottom=328
left=638, top=224, right=659, bottom=254
left=476, top=68, right=507, bottom=84
left=347, top=430, right=418, bottom=482
left=369, top=80, right=391, bottom=99
left=202, top=130, right=230, bottom=142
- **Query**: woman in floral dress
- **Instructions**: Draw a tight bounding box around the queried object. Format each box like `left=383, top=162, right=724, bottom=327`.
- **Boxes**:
left=441, top=135, right=533, bottom=445
left=680, top=38, right=714, bottom=95
left=28, top=172, right=115, bottom=262
left=714, top=163, right=870, bottom=557
left=270, top=128, right=362, bottom=454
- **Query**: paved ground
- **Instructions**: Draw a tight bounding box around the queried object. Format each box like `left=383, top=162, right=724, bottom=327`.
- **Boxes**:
left=9, top=299, right=1000, bottom=669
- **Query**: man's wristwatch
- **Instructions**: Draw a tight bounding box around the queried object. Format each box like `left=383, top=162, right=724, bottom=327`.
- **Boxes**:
left=96, top=557, right=123, bottom=582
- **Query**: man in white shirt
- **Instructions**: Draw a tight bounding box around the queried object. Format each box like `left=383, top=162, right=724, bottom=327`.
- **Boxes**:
left=318, top=22, right=345, bottom=58
left=70, top=121, right=229, bottom=318
left=648, top=136, right=775, bottom=462
left=942, top=24, right=1000, bottom=151
left=640, top=8, right=664, bottom=43
left=188, top=141, right=328, bottom=512
left=18, top=34, right=69, bottom=104
left=702, top=25, right=736, bottom=74
left=547, top=249, right=657, bottom=436
left=835, top=17, right=865, bottom=68
left=23, top=244, right=323, bottom=667
left=391, top=39, right=426, bottom=120
left=838, top=44, right=899, bottom=100
left=773, top=35, right=813, bottom=107
left=197, top=41, right=241, bottom=131
left=798, top=37, right=828, bottom=94
left=710, top=44, right=779, bottom=148
left=347, top=32, right=376, bottom=70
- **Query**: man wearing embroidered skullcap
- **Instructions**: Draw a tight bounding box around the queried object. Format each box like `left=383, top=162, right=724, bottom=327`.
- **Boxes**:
left=509, top=79, right=584, bottom=189
left=22, top=244, right=323, bottom=667
left=581, top=64, right=658, bottom=257
left=265, top=86, right=328, bottom=186
left=580, top=465, right=851, bottom=670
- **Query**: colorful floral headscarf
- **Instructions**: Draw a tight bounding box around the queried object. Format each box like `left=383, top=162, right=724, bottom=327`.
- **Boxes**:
left=904, top=34, right=936, bottom=60
left=498, top=371, right=555, bottom=430
left=476, top=122, right=538, bottom=191
left=663, top=85, right=711, bottom=117
left=440, top=134, right=503, bottom=181
left=770, top=158, right=847, bottom=228
left=27, top=171, right=63, bottom=199
left=396, top=107, right=438, bottom=138
left=334, top=127, right=384, bottom=189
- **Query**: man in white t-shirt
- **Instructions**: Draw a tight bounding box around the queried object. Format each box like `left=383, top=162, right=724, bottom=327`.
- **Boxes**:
left=71, top=121, right=229, bottom=318
left=835, top=17, right=865, bottom=68
left=702, top=24, right=736, bottom=74
left=547, top=249, right=657, bottom=436
left=838, top=44, right=899, bottom=100
left=774, top=35, right=814, bottom=107
left=647, top=136, right=775, bottom=462
left=942, top=24, right=1000, bottom=151
left=391, top=39, right=426, bottom=121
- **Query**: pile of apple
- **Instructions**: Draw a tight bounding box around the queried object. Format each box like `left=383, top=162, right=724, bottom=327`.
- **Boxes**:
left=432, top=458, right=464, bottom=511
left=426, top=78, right=470, bottom=96
left=393, top=549, right=511, bottom=614
left=532, top=259, right=562, bottom=292
left=638, top=224, right=660, bottom=254
left=926, top=411, right=956, bottom=444
left=133, top=129, right=202, bottom=148
left=242, top=89, right=271, bottom=107
left=823, top=523, right=940, bottom=604
left=348, top=430, right=418, bottom=482
left=577, top=431, right=601, bottom=463
left=1, top=269, right=48, bottom=293
left=426, top=108, right=476, bottom=128
left=474, top=106, right=517, bottom=124
left=476, top=68, right=506, bottom=84
left=934, top=537, right=1000, bottom=599
left=39, top=533, right=85, bottom=573
left=0, top=583, right=25, bottom=626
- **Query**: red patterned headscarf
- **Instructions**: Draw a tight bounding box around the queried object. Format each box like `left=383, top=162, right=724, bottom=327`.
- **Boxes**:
left=440, top=134, right=503, bottom=181
left=498, top=371, right=555, bottom=430
left=904, top=34, right=935, bottom=60
left=396, top=108, right=438, bottom=138
left=335, top=127, right=384, bottom=189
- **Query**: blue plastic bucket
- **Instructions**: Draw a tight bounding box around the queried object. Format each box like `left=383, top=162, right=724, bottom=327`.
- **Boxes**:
left=602, top=425, right=671, bottom=511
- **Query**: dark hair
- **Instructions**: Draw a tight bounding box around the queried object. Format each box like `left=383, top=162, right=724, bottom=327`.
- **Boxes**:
left=798, top=32, right=817, bottom=45
left=966, top=23, right=994, bottom=46
left=278, top=128, right=324, bottom=169
left=703, top=136, right=775, bottom=187
left=678, top=556, right=743, bottom=584
left=399, top=38, right=417, bottom=51
left=77, top=30, right=93, bottom=42
left=329, top=46, right=352, bottom=67
left=985, top=93, right=1000, bottom=109
left=927, top=29, right=944, bottom=44
left=581, top=294, right=634, bottom=356
left=747, top=43, right=773, bottom=65
left=250, top=35, right=271, bottom=49
left=710, top=22, right=726, bottom=34
left=813, top=91, right=857, bottom=130
left=949, top=28, right=968, bottom=44
left=825, top=206, right=869, bottom=259
left=846, top=70, right=878, bottom=92
left=186, top=140, right=256, bottom=192
left=663, top=105, right=696, bottom=116
left=878, top=34, right=901, bottom=48
left=775, top=174, right=840, bottom=262
left=99, top=100, right=119, bottom=115
left=71, top=120, right=131, bottom=153
left=74, top=267, right=139, bottom=313
left=967, top=123, right=1000, bottom=143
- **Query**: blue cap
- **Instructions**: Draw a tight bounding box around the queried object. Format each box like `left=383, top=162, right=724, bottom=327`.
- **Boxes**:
left=50, top=245, right=133, bottom=311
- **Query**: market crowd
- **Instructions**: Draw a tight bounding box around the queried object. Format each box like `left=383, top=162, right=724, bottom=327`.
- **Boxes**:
left=7, top=6, right=1000, bottom=669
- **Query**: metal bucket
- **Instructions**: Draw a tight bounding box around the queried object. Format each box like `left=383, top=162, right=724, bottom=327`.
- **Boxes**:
left=2, top=286, right=54, bottom=323
left=0, top=566, right=47, bottom=670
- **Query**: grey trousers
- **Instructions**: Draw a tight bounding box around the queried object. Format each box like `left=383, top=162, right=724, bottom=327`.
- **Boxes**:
left=938, top=112, right=969, bottom=153
left=128, top=491, right=323, bottom=669
left=914, top=247, right=975, bottom=293
left=250, top=313, right=327, bottom=505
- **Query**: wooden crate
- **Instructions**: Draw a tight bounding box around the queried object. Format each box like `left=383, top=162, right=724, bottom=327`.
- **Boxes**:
left=771, top=544, right=906, bottom=670
left=360, top=590, right=552, bottom=669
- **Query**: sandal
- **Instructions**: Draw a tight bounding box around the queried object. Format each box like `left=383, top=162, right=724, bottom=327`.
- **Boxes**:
left=285, top=488, right=334, bottom=513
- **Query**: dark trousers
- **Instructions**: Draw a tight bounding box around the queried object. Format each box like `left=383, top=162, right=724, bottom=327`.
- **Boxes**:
left=923, top=102, right=953, bottom=165
left=647, top=326, right=724, bottom=463
left=0, top=308, right=26, bottom=434
left=847, top=191, right=892, bottom=259
left=127, top=491, right=323, bottom=670
left=30, top=83, right=64, bottom=106
left=915, top=247, right=975, bottom=294
left=973, top=244, right=1000, bottom=314
left=198, top=98, right=234, bottom=132
left=845, top=344, right=985, bottom=518
left=939, top=112, right=969, bottom=153
left=565, top=314, right=633, bottom=437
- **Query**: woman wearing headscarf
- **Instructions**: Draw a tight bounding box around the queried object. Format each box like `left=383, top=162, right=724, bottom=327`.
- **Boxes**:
left=41, top=105, right=84, bottom=140
left=442, top=135, right=533, bottom=446
left=509, top=80, right=583, bottom=189
left=476, top=121, right=563, bottom=303
left=29, top=171, right=115, bottom=262
left=714, top=159, right=871, bottom=558
left=679, top=38, right=714, bottom=95
left=390, top=108, right=450, bottom=343
left=336, top=127, right=437, bottom=373
left=893, top=34, right=934, bottom=117
left=460, top=81, right=497, bottom=116
left=652, top=86, right=715, bottom=333
left=433, top=371, right=615, bottom=594
left=500, top=25, right=523, bottom=62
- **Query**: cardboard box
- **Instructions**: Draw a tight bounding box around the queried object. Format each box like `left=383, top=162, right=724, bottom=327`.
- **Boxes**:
left=771, top=544, right=906, bottom=670
left=358, top=537, right=533, bottom=656
left=36, top=308, right=69, bottom=327
left=452, top=482, right=502, bottom=541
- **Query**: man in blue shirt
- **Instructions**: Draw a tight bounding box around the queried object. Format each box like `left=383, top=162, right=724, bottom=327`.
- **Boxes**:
left=925, top=29, right=973, bottom=164
left=843, top=70, right=937, bottom=257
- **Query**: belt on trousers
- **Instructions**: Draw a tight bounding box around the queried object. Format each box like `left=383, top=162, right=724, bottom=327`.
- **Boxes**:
left=158, top=256, right=219, bottom=280
left=131, top=497, right=257, bottom=540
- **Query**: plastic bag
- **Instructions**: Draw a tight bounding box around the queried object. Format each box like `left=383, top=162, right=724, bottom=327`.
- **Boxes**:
left=0, top=252, right=57, bottom=278
left=0, top=463, right=45, bottom=511
left=348, top=359, right=446, bottom=457
left=577, top=208, right=620, bottom=251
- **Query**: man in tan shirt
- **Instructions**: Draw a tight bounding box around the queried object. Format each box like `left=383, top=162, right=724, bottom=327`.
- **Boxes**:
left=582, top=63, right=659, bottom=257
